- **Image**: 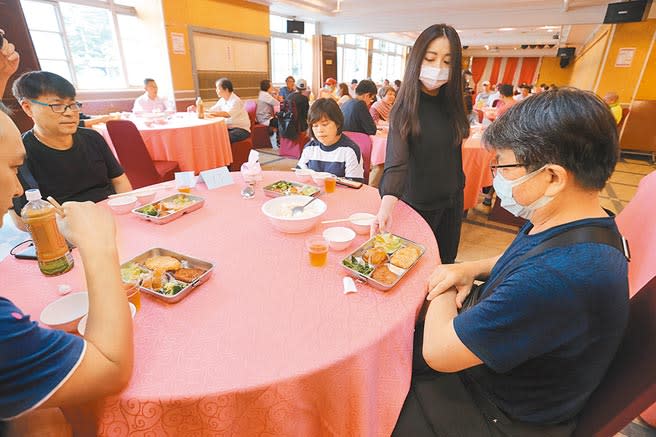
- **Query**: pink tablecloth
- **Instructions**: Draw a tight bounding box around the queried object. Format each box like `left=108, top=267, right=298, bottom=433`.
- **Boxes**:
left=370, top=127, right=494, bottom=210
left=95, top=114, right=233, bottom=173
left=1, top=171, right=439, bottom=435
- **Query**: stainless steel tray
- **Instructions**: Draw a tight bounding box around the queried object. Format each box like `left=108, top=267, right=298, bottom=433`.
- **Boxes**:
left=262, top=180, right=321, bottom=198
left=120, top=247, right=214, bottom=303
left=131, top=193, right=204, bottom=224
left=341, top=234, right=426, bottom=291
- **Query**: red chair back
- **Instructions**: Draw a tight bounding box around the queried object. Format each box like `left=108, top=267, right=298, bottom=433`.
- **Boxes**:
left=244, top=100, right=257, bottom=127
left=279, top=131, right=308, bottom=159
left=343, top=131, right=372, bottom=184
left=616, top=170, right=656, bottom=296
left=573, top=275, right=656, bottom=437
left=105, top=120, right=163, bottom=189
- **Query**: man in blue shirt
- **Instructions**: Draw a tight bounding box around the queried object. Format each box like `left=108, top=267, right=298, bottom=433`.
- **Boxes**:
left=0, top=36, right=133, bottom=432
left=393, top=88, right=629, bottom=436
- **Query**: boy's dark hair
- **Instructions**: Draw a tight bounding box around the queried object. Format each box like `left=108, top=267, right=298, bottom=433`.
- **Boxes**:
left=498, top=84, right=514, bottom=97
left=260, top=79, right=272, bottom=92
left=144, top=78, right=155, bottom=86
left=355, top=79, right=377, bottom=97
left=216, top=78, right=233, bottom=92
left=12, top=71, right=76, bottom=101
left=285, top=76, right=295, bottom=82
left=483, top=87, right=618, bottom=190
left=307, top=98, right=344, bottom=139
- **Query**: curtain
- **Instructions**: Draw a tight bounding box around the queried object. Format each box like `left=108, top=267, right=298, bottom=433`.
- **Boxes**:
left=501, top=57, right=519, bottom=85
left=518, top=57, right=539, bottom=85
left=489, top=58, right=502, bottom=85
left=471, top=57, right=488, bottom=87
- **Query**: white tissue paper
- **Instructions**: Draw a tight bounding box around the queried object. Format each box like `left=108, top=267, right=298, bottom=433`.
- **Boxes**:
left=241, top=150, right=263, bottom=183
left=343, top=277, right=357, bottom=294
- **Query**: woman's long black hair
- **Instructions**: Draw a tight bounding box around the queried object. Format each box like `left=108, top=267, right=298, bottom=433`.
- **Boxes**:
left=390, top=24, right=470, bottom=145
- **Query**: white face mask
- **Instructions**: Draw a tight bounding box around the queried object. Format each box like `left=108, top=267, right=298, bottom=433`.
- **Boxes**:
left=492, top=165, right=553, bottom=220
left=419, top=65, right=449, bottom=90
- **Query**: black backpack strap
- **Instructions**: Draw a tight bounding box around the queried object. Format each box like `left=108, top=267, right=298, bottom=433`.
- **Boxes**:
left=478, top=223, right=629, bottom=302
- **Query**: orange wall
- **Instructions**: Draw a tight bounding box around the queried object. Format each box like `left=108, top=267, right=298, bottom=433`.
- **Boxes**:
left=569, top=25, right=611, bottom=91
left=161, top=0, right=270, bottom=91
left=596, top=19, right=656, bottom=103
left=636, top=42, right=656, bottom=100
left=536, top=57, right=572, bottom=87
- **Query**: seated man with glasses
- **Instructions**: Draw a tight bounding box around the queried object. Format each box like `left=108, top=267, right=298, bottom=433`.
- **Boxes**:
left=10, top=71, right=132, bottom=227
left=394, top=88, right=629, bottom=436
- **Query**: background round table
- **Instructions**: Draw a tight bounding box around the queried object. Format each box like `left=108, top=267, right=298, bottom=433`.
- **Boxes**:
left=94, top=113, right=233, bottom=173
left=1, top=171, right=440, bottom=436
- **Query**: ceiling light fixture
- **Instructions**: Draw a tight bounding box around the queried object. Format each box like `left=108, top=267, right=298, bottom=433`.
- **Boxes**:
left=498, top=27, right=515, bottom=31
left=484, top=44, right=490, bottom=50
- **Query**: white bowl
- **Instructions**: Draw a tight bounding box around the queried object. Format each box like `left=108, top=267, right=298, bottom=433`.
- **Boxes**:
left=311, top=172, right=332, bottom=185
left=322, top=226, right=356, bottom=251
left=107, top=195, right=138, bottom=214
left=135, top=190, right=157, bottom=205
left=294, top=168, right=314, bottom=183
left=349, top=212, right=376, bottom=235
left=261, top=195, right=327, bottom=234
left=78, top=302, right=136, bottom=336
left=40, top=292, right=89, bottom=332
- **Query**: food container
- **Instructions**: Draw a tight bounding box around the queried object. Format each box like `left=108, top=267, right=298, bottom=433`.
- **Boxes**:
left=263, top=180, right=321, bottom=198
left=348, top=212, right=376, bottom=235
left=131, top=193, right=204, bottom=224
left=120, top=248, right=214, bottom=303
left=261, top=195, right=327, bottom=234
left=108, top=195, right=138, bottom=214
left=341, top=234, right=426, bottom=291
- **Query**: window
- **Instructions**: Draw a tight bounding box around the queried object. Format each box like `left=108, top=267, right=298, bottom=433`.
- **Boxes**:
left=21, top=0, right=143, bottom=90
left=371, top=40, right=406, bottom=83
left=336, top=34, right=368, bottom=84
left=269, top=15, right=315, bottom=86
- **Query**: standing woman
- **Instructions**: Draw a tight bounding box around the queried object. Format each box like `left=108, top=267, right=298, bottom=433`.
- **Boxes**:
left=373, top=24, right=469, bottom=264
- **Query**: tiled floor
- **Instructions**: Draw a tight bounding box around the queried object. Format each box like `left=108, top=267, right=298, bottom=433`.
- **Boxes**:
left=258, top=149, right=656, bottom=436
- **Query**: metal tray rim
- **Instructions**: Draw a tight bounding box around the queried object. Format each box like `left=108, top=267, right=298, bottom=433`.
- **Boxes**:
left=262, top=180, right=322, bottom=197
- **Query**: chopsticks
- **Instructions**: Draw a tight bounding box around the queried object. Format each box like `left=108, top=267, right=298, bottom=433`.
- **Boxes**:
left=321, top=218, right=351, bottom=224
left=46, top=196, right=66, bottom=217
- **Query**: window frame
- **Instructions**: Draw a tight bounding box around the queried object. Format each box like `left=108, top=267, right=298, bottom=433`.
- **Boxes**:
left=21, top=0, right=139, bottom=90
left=269, top=15, right=315, bottom=88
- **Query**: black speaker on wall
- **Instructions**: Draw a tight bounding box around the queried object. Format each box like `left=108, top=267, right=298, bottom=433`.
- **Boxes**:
left=286, top=20, right=305, bottom=34
left=603, top=0, right=652, bottom=23
left=557, top=47, right=575, bottom=68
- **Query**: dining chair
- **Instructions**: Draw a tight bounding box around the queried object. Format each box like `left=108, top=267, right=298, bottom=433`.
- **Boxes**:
left=244, top=100, right=271, bottom=149
left=228, top=136, right=253, bottom=172
left=343, top=131, right=372, bottom=184
left=572, top=275, right=656, bottom=436
left=105, top=120, right=180, bottom=189
left=279, top=131, right=308, bottom=160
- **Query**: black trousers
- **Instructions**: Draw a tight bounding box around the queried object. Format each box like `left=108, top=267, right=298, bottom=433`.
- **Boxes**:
left=393, top=321, right=577, bottom=437
left=228, top=127, right=250, bottom=143
left=413, top=191, right=464, bottom=264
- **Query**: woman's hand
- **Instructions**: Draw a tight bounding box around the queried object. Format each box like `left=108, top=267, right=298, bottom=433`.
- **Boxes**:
left=426, top=263, right=477, bottom=307
left=371, top=195, right=397, bottom=237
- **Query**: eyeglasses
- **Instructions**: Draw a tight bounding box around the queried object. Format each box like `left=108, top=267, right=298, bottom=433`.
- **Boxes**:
left=489, top=162, right=524, bottom=177
left=28, top=99, right=82, bottom=114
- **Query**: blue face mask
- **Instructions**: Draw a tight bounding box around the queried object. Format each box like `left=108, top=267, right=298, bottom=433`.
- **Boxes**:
left=492, top=165, right=553, bottom=219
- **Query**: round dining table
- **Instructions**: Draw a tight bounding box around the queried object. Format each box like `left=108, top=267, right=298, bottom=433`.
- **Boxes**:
left=1, top=171, right=440, bottom=436
left=94, top=113, right=233, bottom=173
left=369, top=125, right=495, bottom=210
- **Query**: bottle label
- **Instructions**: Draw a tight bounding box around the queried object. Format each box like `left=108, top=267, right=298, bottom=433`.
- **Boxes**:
left=27, top=216, right=69, bottom=262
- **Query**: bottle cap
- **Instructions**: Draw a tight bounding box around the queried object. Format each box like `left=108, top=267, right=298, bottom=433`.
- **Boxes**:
left=25, top=189, right=42, bottom=202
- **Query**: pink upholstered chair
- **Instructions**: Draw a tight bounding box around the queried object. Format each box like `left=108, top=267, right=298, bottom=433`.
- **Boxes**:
left=342, top=131, right=372, bottom=184
left=105, top=120, right=179, bottom=189
left=616, top=170, right=656, bottom=426
left=279, top=131, right=308, bottom=159
left=244, top=100, right=271, bottom=149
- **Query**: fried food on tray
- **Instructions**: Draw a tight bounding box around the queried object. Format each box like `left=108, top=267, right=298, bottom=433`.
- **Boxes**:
left=173, top=268, right=206, bottom=283
left=390, top=245, right=422, bottom=269
left=362, top=247, right=387, bottom=265
left=145, top=255, right=181, bottom=272
left=372, top=265, right=398, bottom=285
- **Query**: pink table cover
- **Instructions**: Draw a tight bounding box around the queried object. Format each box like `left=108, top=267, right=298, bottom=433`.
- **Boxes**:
left=370, top=126, right=494, bottom=210
left=95, top=114, right=233, bottom=173
left=1, top=171, right=440, bottom=436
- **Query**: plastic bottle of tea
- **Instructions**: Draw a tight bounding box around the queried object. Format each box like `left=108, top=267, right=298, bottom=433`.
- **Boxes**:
left=196, top=96, right=205, bottom=119
left=20, top=189, right=74, bottom=276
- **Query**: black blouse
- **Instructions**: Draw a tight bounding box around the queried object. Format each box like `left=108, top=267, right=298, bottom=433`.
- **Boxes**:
left=379, top=90, right=464, bottom=210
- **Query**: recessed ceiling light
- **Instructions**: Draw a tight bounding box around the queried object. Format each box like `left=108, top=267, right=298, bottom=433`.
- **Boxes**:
left=484, top=45, right=490, bottom=50
left=499, top=27, right=515, bottom=32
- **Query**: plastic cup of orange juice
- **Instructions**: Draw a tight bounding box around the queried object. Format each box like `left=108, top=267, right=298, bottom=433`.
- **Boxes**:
left=124, top=282, right=141, bottom=311
left=306, top=236, right=329, bottom=267
left=177, top=186, right=191, bottom=193
left=324, top=175, right=337, bottom=193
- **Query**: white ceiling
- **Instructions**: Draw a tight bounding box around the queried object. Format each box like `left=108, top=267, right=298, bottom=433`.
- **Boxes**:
left=250, top=0, right=656, bottom=57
